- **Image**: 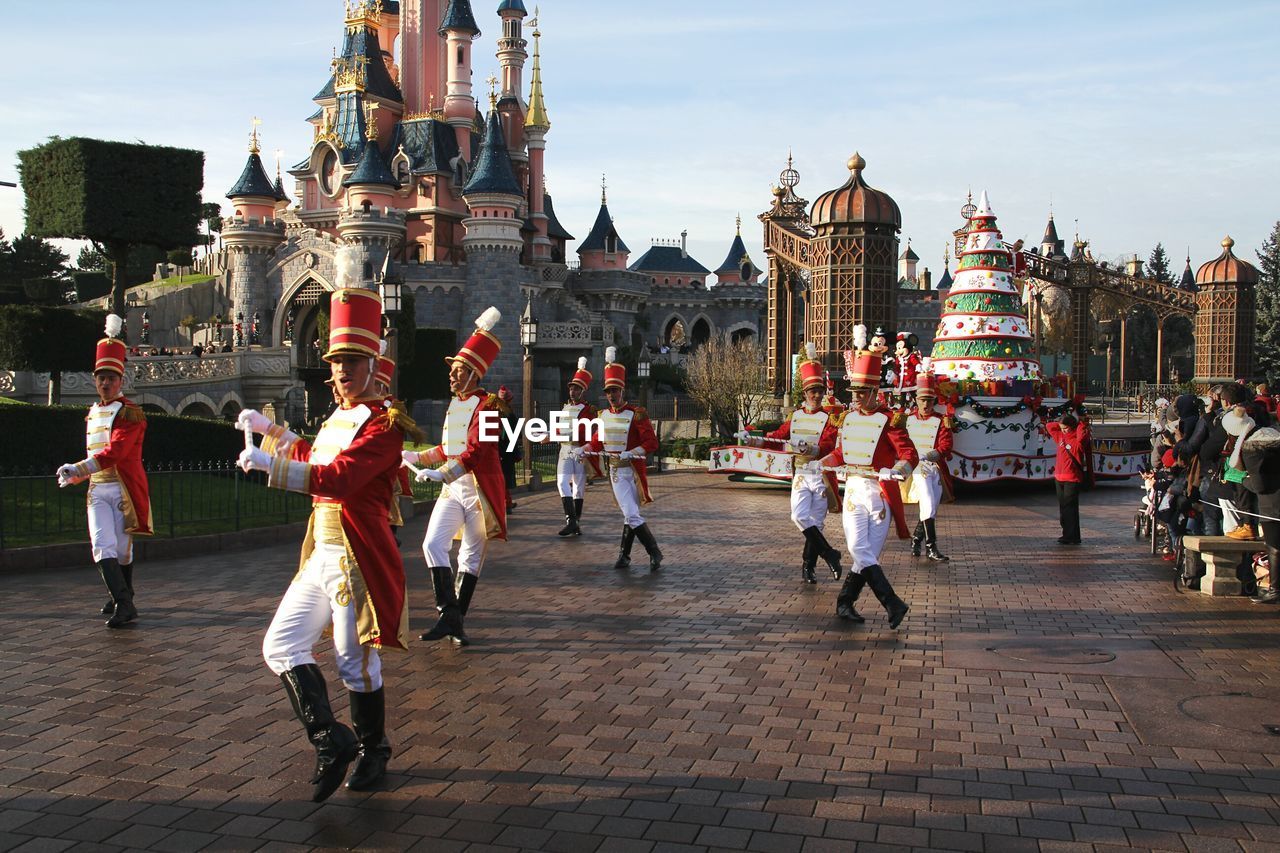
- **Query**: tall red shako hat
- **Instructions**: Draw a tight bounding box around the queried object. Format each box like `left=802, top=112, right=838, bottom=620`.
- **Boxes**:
left=915, top=356, right=939, bottom=397
left=447, top=307, right=502, bottom=379
left=570, top=356, right=593, bottom=390
left=843, top=324, right=881, bottom=390
left=324, top=287, right=383, bottom=360
left=603, top=346, right=626, bottom=390
left=375, top=340, right=395, bottom=388
left=95, top=314, right=127, bottom=376
left=798, top=341, right=824, bottom=391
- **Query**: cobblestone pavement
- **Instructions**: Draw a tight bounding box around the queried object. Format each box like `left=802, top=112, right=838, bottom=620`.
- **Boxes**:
left=2, top=471, right=1279, bottom=852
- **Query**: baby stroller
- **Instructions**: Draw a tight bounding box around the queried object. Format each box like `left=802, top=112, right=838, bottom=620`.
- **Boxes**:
left=1134, top=466, right=1174, bottom=557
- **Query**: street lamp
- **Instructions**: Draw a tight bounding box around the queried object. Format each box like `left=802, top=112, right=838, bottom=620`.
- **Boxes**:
left=378, top=279, right=402, bottom=314
left=519, top=297, right=538, bottom=484
left=638, top=348, right=651, bottom=409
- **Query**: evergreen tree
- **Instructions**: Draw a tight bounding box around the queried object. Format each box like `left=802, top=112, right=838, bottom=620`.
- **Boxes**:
left=1256, top=221, right=1280, bottom=384
left=76, top=245, right=107, bottom=270
left=1147, top=242, right=1174, bottom=284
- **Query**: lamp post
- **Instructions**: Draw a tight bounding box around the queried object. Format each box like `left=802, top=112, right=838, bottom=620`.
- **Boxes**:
left=519, top=297, right=538, bottom=485
left=638, top=349, right=651, bottom=410
left=379, top=275, right=403, bottom=394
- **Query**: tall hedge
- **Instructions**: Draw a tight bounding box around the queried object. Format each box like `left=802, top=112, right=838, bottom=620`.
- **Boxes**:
left=0, top=402, right=244, bottom=473
left=18, top=137, right=203, bottom=315
left=0, top=305, right=105, bottom=375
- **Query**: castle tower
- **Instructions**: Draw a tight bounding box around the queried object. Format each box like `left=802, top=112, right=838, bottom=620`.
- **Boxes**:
left=714, top=216, right=761, bottom=284
left=440, top=0, right=480, bottom=161
left=460, top=96, right=525, bottom=390
left=577, top=178, right=630, bottom=270
left=496, top=0, right=529, bottom=157
left=1194, top=236, right=1258, bottom=384
left=897, top=240, right=919, bottom=285
left=1178, top=252, right=1198, bottom=292
left=807, top=152, right=901, bottom=372
left=224, top=121, right=286, bottom=347
left=524, top=16, right=552, bottom=262
left=399, top=0, right=447, bottom=114
left=336, top=103, right=407, bottom=275
left=1040, top=212, right=1066, bottom=260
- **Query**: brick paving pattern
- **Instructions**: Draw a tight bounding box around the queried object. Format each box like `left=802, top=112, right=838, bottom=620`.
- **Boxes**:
left=1, top=471, right=1279, bottom=852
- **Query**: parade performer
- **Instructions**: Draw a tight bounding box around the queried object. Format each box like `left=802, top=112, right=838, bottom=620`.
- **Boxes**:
left=822, top=371, right=845, bottom=417
left=551, top=357, right=600, bottom=537
left=893, top=332, right=922, bottom=405
left=237, top=287, right=413, bottom=800
left=56, top=314, right=152, bottom=629
left=737, top=342, right=842, bottom=584
left=818, top=325, right=917, bottom=628
left=869, top=325, right=893, bottom=391
left=374, top=350, right=414, bottom=541
left=578, top=347, right=662, bottom=571
left=401, top=308, right=507, bottom=647
left=904, top=359, right=954, bottom=562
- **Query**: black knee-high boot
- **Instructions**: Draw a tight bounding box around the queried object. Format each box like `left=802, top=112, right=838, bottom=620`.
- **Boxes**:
left=813, top=528, right=843, bottom=579
left=923, top=518, right=949, bottom=562
left=457, top=572, right=478, bottom=616
left=103, top=562, right=136, bottom=615
left=557, top=497, right=581, bottom=537
left=864, top=564, right=909, bottom=628
left=835, top=570, right=866, bottom=623
left=574, top=498, right=584, bottom=529
left=420, top=566, right=468, bottom=645
left=910, top=521, right=925, bottom=557
left=98, top=558, right=136, bottom=628
left=280, top=664, right=358, bottom=802
left=633, top=523, right=663, bottom=571
left=346, top=687, right=390, bottom=791
left=799, top=529, right=818, bottom=584
left=614, top=525, right=635, bottom=570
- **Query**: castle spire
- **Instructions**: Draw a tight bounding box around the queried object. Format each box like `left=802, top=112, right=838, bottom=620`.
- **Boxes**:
left=524, top=16, right=550, bottom=131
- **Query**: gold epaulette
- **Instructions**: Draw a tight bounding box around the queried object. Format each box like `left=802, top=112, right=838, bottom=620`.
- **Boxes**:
left=830, top=409, right=847, bottom=428
left=483, top=392, right=501, bottom=410
left=384, top=398, right=425, bottom=444
left=631, top=405, right=649, bottom=420
left=119, top=404, right=146, bottom=424
left=943, top=415, right=955, bottom=430
left=890, top=410, right=908, bottom=429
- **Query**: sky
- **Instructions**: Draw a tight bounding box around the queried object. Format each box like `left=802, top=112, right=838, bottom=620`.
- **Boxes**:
left=2, top=0, right=1278, bottom=278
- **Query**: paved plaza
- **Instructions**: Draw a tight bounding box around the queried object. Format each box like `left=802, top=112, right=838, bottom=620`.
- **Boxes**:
left=1, top=471, right=1279, bottom=852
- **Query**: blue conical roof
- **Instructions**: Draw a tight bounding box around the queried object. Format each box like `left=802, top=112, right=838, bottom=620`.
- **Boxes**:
left=463, top=109, right=521, bottom=196
left=715, top=233, right=759, bottom=277
left=498, top=0, right=527, bottom=12
left=439, top=0, right=480, bottom=35
left=344, top=138, right=398, bottom=187
left=579, top=203, right=629, bottom=253
left=227, top=152, right=276, bottom=199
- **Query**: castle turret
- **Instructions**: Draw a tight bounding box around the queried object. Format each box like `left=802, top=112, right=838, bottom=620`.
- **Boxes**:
left=342, top=104, right=400, bottom=209
left=578, top=178, right=630, bottom=270
left=227, top=120, right=278, bottom=222
left=440, top=0, right=480, bottom=160
left=714, top=216, right=761, bottom=284
left=524, top=16, right=551, bottom=262
left=1040, top=212, right=1066, bottom=260
left=224, top=120, right=286, bottom=347
left=399, top=0, right=447, bottom=115
left=897, top=239, right=919, bottom=286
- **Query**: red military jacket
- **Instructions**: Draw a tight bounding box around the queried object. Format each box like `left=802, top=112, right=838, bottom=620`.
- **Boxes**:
left=905, top=408, right=956, bottom=501
left=84, top=396, right=152, bottom=536
left=1044, top=420, right=1093, bottom=484
left=824, top=403, right=919, bottom=538
left=419, top=389, right=508, bottom=540
left=765, top=404, right=840, bottom=458
left=585, top=402, right=660, bottom=503
left=267, top=397, right=410, bottom=650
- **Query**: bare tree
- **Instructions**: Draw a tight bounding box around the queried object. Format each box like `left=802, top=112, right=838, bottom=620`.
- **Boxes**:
left=684, top=334, right=772, bottom=437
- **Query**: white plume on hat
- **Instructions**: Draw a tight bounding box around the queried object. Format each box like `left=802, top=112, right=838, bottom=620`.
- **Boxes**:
left=475, top=307, right=501, bottom=331
left=104, top=314, right=124, bottom=339
left=853, top=324, right=867, bottom=350
left=379, top=339, right=389, bottom=356
left=804, top=341, right=816, bottom=360
left=921, top=356, right=932, bottom=373
left=605, top=346, right=617, bottom=364
left=334, top=246, right=361, bottom=288
left=577, top=356, right=588, bottom=370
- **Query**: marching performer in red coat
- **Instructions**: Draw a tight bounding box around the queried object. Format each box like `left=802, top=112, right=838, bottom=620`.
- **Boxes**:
left=402, top=308, right=508, bottom=647
left=904, top=358, right=954, bottom=562
left=579, top=347, right=662, bottom=571
left=238, top=287, right=413, bottom=800
left=551, top=357, right=600, bottom=537
left=373, top=351, right=416, bottom=540
left=56, top=314, right=151, bottom=629
left=818, top=325, right=917, bottom=628
left=737, top=342, right=842, bottom=584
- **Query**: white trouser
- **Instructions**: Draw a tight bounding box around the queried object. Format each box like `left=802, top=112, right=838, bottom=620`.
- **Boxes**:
left=262, top=539, right=382, bottom=692
left=610, top=464, right=645, bottom=528
left=842, top=477, right=890, bottom=574
left=911, top=461, right=943, bottom=522
left=88, top=481, right=132, bottom=564
left=557, top=452, right=586, bottom=499
left=790, top=463, right=828, bottom=532
left=423, top=474, right=488, bottom=578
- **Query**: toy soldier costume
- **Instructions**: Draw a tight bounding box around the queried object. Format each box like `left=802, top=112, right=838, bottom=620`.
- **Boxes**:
left=403, top=308, right=508, bottom=646
left=553, top=357, right=601, bottom=537
left=819, top=325, right=917, bottom=628
left=579, top=347, right=663, bottom=571
left=56, top=314, right=152, bottom=628
left=239, top=287, right=413, bottom=800
left=738, top=342, right=842, bottom=583
left=903, top=358, right=954, bottom=561
left=373, top=351, right=416, bottom=541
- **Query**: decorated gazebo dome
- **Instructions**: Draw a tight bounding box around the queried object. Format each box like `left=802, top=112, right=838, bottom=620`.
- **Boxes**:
left=1196, top=236, right=1258, bottom=286
left=809, top=152, right=901, bottom=230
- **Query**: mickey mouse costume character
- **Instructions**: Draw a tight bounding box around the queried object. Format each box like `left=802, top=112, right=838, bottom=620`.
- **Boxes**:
left=56, top=313, right=152, bottom=629
left=893, top=332, right=923, bottom=406
left=869, top=325, right=893, bottom=391
left=818, top=324, right=917, bottom=628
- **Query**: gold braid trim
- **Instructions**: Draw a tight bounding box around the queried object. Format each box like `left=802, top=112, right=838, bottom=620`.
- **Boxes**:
left=385, top=399, right=426, bottom=444
left=890, top=410, right=908, bottom=429
left=119, top=404, right=146, bottom=424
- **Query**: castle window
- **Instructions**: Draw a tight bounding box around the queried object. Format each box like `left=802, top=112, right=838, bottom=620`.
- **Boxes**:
left=457, top=46, right=464, bottom=66
left=605, top=234, right=617, bottom=254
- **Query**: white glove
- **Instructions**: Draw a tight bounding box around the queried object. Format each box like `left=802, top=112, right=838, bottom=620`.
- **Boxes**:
left=56, top=463, right=76, bottom=487
left=569, top=446, right=585, bottom=462
left=923, top=449, right=941, bottom=463
left=400, top=449, right=420, bottom=467
left=415, top=467, right=445, bottom=483
left=734, top=430, right=751, bottom=442
left=238, top=446, right=272, bottom=473
left=236, top=409, right=272, bottom=435
left=877, top=467, right=901, bottom=481
left=619, top=449, right=645, bottom=461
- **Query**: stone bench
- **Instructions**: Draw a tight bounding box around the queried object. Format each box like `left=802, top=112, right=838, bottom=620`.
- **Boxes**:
left=1182, top=536, right=1263, bottom=597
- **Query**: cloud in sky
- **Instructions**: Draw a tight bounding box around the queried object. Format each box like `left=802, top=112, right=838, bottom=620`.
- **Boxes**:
left=1, top=0, right=1277, bottom=276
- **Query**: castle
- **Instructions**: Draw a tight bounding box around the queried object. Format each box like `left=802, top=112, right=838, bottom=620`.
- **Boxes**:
left=220, top=0, right=766, bottom=422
